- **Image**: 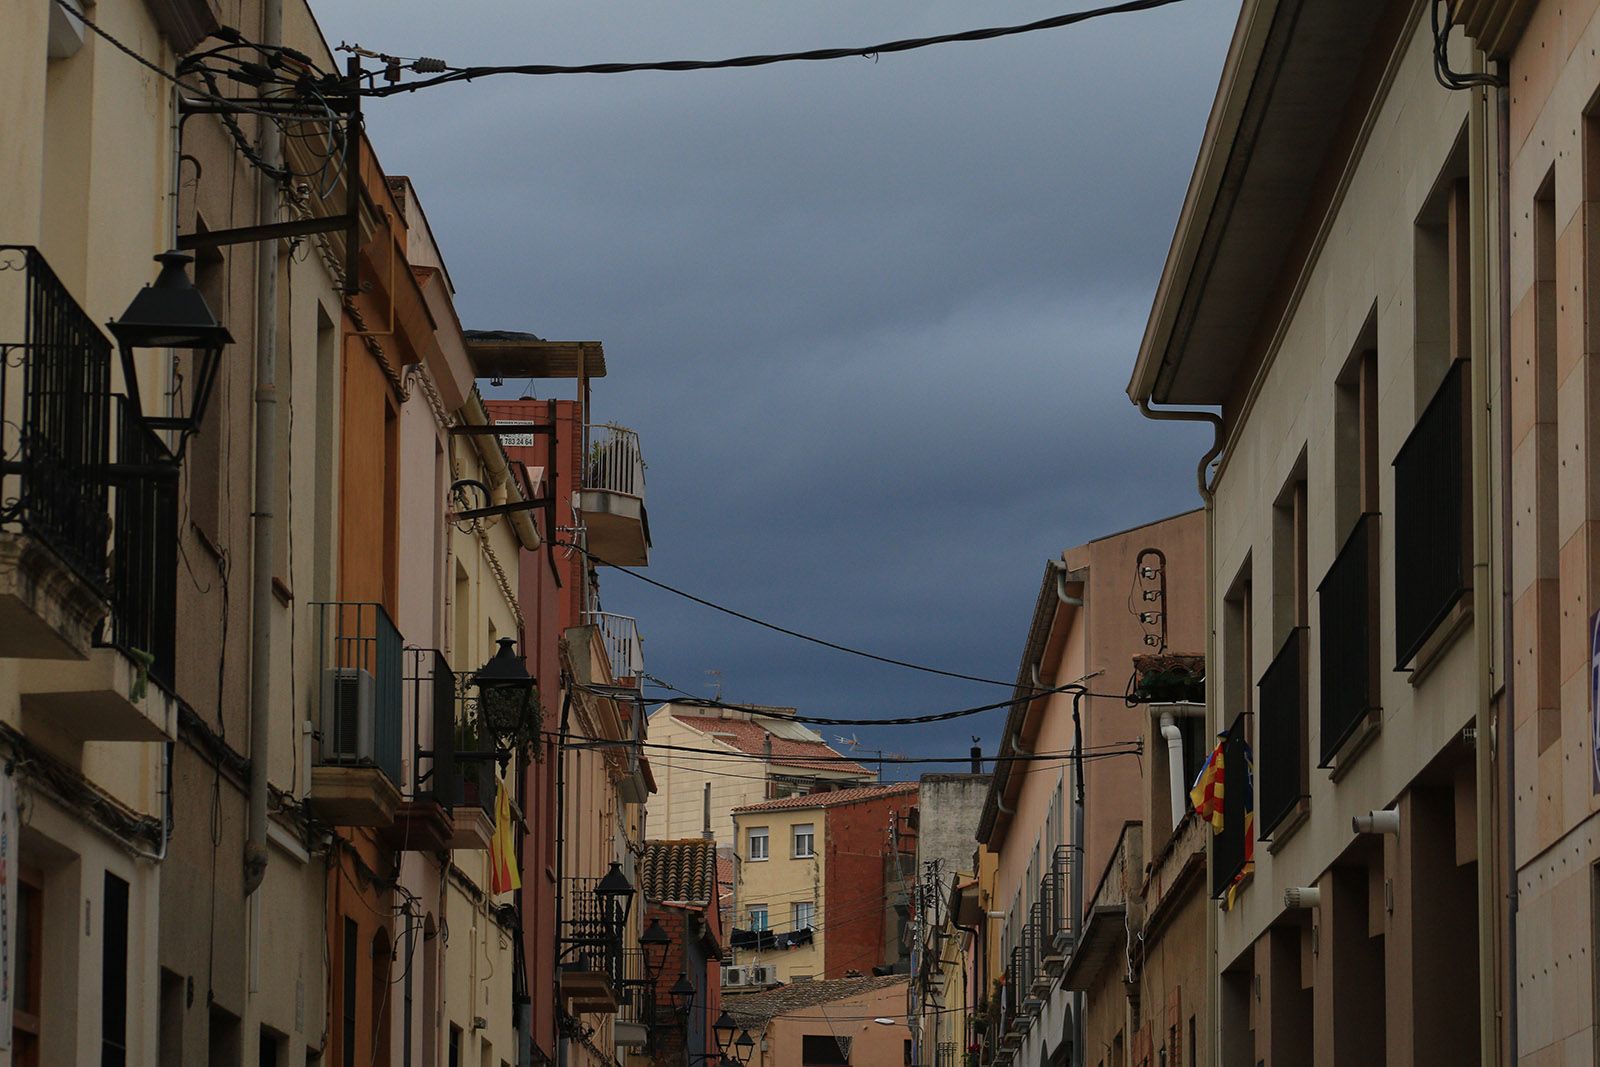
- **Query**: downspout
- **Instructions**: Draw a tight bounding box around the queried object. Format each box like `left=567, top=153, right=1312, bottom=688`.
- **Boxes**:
left=1133, top=398, right=1222, bottom=1066
left=1068, top=688, right=1086, bottom=1067
left=243, top=0, right=283, bottom=898
left=1049, top=559, right=1084, bottom=607
left=554, top=689, right=572, bottom=1067
left=1159, top=714, right=1187, bottom=828
left=1494, top=57, right=1518, bottom=1064
left=1468, top=76, right=1498, bottom=1067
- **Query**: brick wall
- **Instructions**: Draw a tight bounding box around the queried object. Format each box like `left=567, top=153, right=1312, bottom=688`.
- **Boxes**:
left=822, top=790, right=918, bottom=978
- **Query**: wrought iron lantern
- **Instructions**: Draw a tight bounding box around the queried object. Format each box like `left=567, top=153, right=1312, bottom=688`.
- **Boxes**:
left=712, top=1009, right=739, bottom=1055
left=108, top=250, right=232, bottom=458
left=594, top=860, right=635, bottom=941
left=669, top=971, right=696, bottom=1017
left=639, top=916, right=670, bottom=980
left=472, top=637, right=538, bottom=768
left=732, top=1028, right=756, bottom=1064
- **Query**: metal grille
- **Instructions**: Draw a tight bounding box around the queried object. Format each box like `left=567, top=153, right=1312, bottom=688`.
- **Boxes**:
left=0, top=245, right=113, bottom=588
left=1256, top=627, right=1306, bottom=835
left=1318, top=513, right=1381, bottom=763
left=580, top=610, right=643, bottom=681
left=584, top=423, right=645, bottom=497
left=1210, top=713, right=1250, bottom=898
left=1047, top=844, right=1075, bottom=949
left=105, top=400, right=177, bottom=689
left=312, top=601, right=404, bottom=787
left=559, top=876, right=624, bottom=991
left=1393, top=359, right=1469, bottom=668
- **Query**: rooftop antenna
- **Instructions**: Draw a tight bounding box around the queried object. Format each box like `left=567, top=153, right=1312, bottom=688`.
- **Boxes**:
left=704, top=668, right=723, bottom=701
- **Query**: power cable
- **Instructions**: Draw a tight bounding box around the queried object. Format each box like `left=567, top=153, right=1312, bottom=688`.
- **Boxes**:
left=555, top=730, right=1142, bottom=767
left=353, top=0, right=1191, bottom=95
left=559, top=544, right=1023, bottom=688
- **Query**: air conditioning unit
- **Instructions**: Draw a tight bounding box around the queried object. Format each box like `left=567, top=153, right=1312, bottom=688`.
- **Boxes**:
left=722, top=966, right=748, bottom=988
left=322, top=667, right=376, bottom=762
left=749, top=965, right=777, bottom=986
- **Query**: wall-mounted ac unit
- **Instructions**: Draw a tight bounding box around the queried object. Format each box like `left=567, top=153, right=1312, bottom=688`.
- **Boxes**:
left=322, top=667, right=376, bottom=762
left=749, top=965, right=777, bottom=986
left=721, top=966, right=748, bottom=987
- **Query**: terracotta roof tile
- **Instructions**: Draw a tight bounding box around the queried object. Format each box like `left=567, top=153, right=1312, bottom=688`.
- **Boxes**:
left=675, top=716, right=872, bottom=774
left=724, top=975, right=909, bottom=1024
left=732, top=781, right=917, bottom=815
left=640, top=839, right=717, bottom=905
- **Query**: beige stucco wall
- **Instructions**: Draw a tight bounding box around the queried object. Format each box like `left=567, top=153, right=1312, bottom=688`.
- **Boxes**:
left=646, top=705, right=866, bottom=845
left=1209, top=12, right=1486, bottom=965
left=731, top=805, right=826, bottom=982
left=748, top=981, right=911, bottom=1067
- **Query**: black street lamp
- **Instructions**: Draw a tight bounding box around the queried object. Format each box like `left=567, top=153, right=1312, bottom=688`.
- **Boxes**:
left=595, top=860, right=635, bottom=940
left=732, top=1029, right=756, bottom=1065
left=712, top=1010, right=739, bottom=1056
left=640, top=917, right=670, bottom=981
left=472, top=637, right=538, bottom=769
left=108, top=250, right=232, bottom=459
left=669, top=972, right=696, bottom=1018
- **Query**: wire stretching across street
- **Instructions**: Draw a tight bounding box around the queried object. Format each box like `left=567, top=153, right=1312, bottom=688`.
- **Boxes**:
left=552, top=730, right=1143, bottom=767
left=356, top=0, right=1190, bottom=94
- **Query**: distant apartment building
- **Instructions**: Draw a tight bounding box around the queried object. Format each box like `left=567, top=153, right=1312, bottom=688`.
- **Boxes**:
left=647, top=703, right=874, bottom=844
left=977, top=510, right=1205, bottom=1067
left=1129, top=2, right=1509, bottom=1062
left=729, top=782, right=918, bottom=984
left=725, top=975, right=912, bottom=1067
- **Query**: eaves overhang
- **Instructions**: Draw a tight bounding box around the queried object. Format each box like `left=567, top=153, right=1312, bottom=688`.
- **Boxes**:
left=1127, top=0, right=1399, bottom=407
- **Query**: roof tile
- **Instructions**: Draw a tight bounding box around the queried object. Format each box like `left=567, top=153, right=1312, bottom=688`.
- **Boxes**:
left=732, top=781, right=917, bottom=815
left=640, top=839, right=717, bottom=905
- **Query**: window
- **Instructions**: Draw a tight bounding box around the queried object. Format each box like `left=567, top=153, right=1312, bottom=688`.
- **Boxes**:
left=801, top=1034, right=851, bottom=1065
left=1533, top=170, right=1562, bottom=753
left=14, top=871, right=41, bottom=1067
left=1223, top=558, right=1253, bottom=721
left=748, top=827, right=769, bottom=861
left=1259, top=459, right=1309, bottom=836
left=260, top=1029, right=283, bottom=1067
left=748, top=905, right=768, bottom=931
left=448, top=1024, right=462, bottom=1067
left=793, top=823, right=815, bottom=858
left=793, top=901, right=815, bottom=930
left=102, top=873, right=129, bottom=1067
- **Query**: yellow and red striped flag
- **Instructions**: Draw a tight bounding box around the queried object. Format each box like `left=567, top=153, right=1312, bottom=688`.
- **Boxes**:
left=489, top=771, right=521, bottom=895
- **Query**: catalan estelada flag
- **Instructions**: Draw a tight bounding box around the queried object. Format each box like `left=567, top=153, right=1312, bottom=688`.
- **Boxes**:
left=489, top=771, right=521, bottom=895
left=1190, top=729, right=1255, bottom=909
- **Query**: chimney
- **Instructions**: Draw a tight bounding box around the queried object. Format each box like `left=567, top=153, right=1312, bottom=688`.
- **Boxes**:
left=702, top=783, right=713, bottom=840
left=970, top=737, right=982, bottom=774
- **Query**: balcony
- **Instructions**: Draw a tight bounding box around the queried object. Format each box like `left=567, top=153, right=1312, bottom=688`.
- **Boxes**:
left=1257, top=627, right=1307, bottom=836
left=558, top=874, right=624, bottom=1013
left=1319, top=513, right=1381, bottom=765
left=3, top=247, right=179, bottom=741
left=613, top=948, right=654, bottom=1050
left=1062, top=823, right=1142, bottom=993
left=1393, top=360, right=1470, bottom=669
left=582, top=610, right=643, bottom=687
left=308, top=602, right=404, bottom=826
left=580, top=423, right=650, bottom=566
left=0, top=245, right=113, bottom=659
left=1040, top=845, right=1074, bottom=971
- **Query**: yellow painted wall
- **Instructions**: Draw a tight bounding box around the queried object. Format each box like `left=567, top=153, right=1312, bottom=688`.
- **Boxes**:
left=731, top=806, right=825, bottom=982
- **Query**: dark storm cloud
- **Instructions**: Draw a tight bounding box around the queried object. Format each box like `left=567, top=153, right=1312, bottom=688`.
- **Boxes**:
left=314, top=0, right=1238, bottom=766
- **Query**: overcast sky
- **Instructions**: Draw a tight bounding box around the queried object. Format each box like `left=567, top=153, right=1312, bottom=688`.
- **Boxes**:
left=314, top=0, right=1239, bottom=774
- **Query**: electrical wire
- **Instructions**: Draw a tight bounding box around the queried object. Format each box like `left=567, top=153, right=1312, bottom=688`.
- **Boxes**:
left=354, top=0, right=1191, bottom=96
left=561, top=542, right=1060, bottom=690
left=556, top=730, right=1143, bottom=767
left=1431, top=0, right=1503, bottom=90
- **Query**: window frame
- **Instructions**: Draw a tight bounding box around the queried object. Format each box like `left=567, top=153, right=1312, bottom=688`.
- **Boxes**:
left=793, top=901, right=816, bottom=931
left=748, top=905, right=769, bottom=931
left=792, top=823, right=815, bottom=858
left=747, top=826, right=769, bottom=862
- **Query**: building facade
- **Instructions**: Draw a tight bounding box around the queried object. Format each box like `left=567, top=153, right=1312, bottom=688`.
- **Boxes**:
left=724, top=976, right=911, bottom=1067
left=646, top=704, right=873, bottom=846
left=729, top=783, right=918, bottom=985
left=1129, top=2, right=1509, bottom=1063
left=976, top=510, right=1205, bottom=1067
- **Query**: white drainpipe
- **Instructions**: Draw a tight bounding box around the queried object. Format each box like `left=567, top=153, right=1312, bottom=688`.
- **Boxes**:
left=1160, top=713, right=1186, bottom=828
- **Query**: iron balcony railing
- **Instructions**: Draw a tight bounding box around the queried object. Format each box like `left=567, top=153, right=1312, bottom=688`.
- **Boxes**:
left=0, top=245, right=114, bottom=589
left=1319, top=513, right=1381, bottom=764
left=584, top=423, right=645, bottom=497
left=581, top=610, right=643, bottom=682
left=1210, top=713, right=1250, bottom=898
left=936, top=1042, right=958, bottom=1067
left=559, top=874, right=625, bottom=992
left=1047, top=844, right=1075, bottom=950
left=312, top=602, right=404, bottom=787
left=405, top=648, right=494, bottom=815
left=615, top=947, right=656, bottom=1041
left=1394, top=359, right=1470, bottom=668
left=105, top=399, right=178, bottom=689
left=1257, top=627, right=1307, bottom=836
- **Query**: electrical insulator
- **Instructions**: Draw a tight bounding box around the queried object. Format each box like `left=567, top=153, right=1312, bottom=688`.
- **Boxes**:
left=1138, top=611, right=1162, bottom=624
left=1143, top=634, right=1158, bottom=647
left=1139, top=566, right=1159, bottom=579
left=1142, top=590, right=1160, bottom=602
